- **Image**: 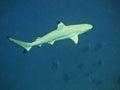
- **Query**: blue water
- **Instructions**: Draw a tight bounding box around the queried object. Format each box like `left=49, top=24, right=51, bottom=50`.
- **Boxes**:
left=0, top=0, right=120, bottom=90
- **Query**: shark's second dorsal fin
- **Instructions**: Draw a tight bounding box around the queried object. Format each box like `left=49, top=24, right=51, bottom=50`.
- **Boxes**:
left=35, top=37, right=41, bottom=41
left=57, top=21, right=65, bottom=30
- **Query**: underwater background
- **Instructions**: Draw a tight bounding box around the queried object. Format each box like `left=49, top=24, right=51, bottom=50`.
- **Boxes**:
left=0, top=0, right=120, bottom=90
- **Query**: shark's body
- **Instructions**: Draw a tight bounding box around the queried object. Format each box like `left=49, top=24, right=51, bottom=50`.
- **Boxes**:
left=8, top=22, right=93, bottom=52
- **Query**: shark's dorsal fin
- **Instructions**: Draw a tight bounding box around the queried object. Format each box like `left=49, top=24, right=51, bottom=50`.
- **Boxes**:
left=70, top=35, right=78, bottom=44
left=57, top=21, right=65, bottom=30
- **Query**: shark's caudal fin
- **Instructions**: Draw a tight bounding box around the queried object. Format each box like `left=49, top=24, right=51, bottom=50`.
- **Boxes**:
left=7, top=36, right=32, bottom=52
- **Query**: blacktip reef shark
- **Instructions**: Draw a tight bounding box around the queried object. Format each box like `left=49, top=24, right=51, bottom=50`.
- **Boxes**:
left=7, top=21, right=93, bottom=53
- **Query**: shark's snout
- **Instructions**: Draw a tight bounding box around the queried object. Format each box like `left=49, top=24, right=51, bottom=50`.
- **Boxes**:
left=85, top=24, right=93, bottom=30
left=89, top=24, right=93, bottom=29
left=82, top=24, right=93, bottom=31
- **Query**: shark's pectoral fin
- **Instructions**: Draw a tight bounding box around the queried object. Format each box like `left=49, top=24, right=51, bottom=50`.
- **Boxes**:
left=48, top=41, right=55, bottom=45
left=70, top=35, right=78, bottom=44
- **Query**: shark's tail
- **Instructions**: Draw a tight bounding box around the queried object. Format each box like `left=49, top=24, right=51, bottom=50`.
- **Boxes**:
left=7, top=36, right=32, bottom=52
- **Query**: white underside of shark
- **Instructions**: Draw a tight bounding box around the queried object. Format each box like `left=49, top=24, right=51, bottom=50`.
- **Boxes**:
left=7, top=21, right=93, bottom=52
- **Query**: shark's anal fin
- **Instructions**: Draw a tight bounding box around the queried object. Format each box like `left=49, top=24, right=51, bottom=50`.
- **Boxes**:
left=37, top=44, right=42, bottom=48
left=48, top=41, right=55, bottom=45
left=70, top=35, right=78, bottom=44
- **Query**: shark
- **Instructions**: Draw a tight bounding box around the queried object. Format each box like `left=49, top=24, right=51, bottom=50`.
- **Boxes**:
left=7, top=21, right=93, bottom=53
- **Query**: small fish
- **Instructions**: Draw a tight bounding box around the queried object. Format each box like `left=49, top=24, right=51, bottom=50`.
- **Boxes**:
left=94, top=42, right=107, bottom=52
left=62, top=73, right=70, bottom=84
left=82, top=43, right=92, bottom=53
left=92, top=58, right=104, bottom=67
left=84, top=72, right=102, bottom=86
left=117, top=76, right=120, bottom=84
left=51, top=60, right=60, bottom=71
left=77, top=63, right=83, bottom=69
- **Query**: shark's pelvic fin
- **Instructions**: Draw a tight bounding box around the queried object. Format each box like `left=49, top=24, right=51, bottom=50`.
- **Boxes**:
left=70, top=35, right=78, bottom=44
left=38, top=44, right=42, bottom=47
left=7, top=36, right=32, bottom=51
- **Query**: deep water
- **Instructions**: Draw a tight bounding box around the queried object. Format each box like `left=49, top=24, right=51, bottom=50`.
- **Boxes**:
left=0, top=0, right=120, bottom=90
